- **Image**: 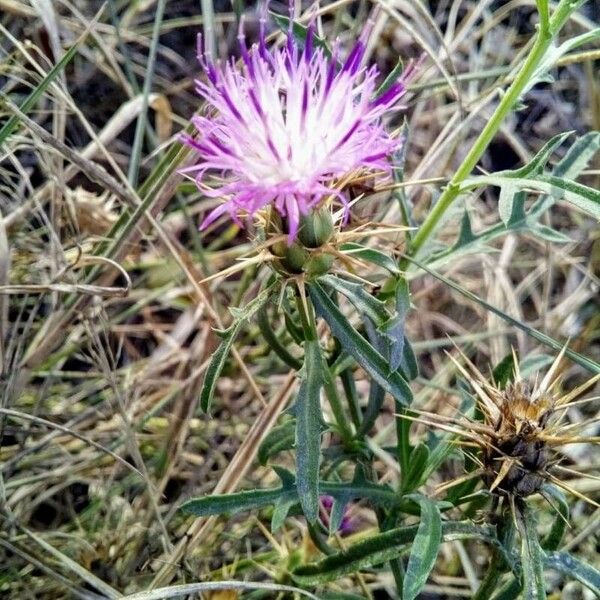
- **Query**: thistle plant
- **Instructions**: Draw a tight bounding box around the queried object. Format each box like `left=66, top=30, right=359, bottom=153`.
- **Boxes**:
left=1, top=0, right=600, bottom=598
left=178, top=1, right=600, bottom=599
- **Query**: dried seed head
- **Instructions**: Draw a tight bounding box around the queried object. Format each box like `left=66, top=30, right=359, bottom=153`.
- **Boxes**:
left=426, top=349, right=600, bottom=505
left=482, top=381, right=555, bottom=497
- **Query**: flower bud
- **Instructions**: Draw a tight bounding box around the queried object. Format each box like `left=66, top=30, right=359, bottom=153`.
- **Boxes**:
left=297, top=207, right=334, bottom=248
left=269, top=207, right=335, bottom=277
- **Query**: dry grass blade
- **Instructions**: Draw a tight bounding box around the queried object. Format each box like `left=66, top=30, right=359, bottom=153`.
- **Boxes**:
left=121, top=581, right=321, bottom=600
left=13, top=524, right=122, bottom=599
left=0, top=211, right=8, bottom=370
left=3, top=100, right=140, bottom=209
left=1, top=0, right=598, bottom=597
left=0, top=408, right=144, bottom=480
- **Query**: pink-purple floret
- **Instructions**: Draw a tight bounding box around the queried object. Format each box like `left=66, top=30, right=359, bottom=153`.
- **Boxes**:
left=180, top=5, right=412, bottom=243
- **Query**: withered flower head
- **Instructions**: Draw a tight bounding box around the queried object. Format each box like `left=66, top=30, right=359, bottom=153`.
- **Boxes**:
left=416, top=349, right=600, bottom=505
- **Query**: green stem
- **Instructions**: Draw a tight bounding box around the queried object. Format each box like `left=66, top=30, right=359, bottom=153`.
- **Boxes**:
left=257, top=304, right=302, bottom=370
left=295, top=292, right=353, bottom=443
left=322, top=366, right=354, bottom=443
left=340, top=368, right=362, bottom=430
left=473, top=513, right=516, bottom=600
left=397, top=409, right=412, bottom=491
left=295, top=292, right=317, bottom=342
left=406, top=0, right=578, bottom=261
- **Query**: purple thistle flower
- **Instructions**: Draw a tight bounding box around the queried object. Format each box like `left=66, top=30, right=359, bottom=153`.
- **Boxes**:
left=320, top=495, right=355, bottom=534
left=181, top=4, right=413, bottom=244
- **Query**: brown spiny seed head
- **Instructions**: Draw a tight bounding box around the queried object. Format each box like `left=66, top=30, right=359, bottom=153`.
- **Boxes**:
left=482, top=382, right=555, bottom=497
left=435, top=349, right=600, bottom=505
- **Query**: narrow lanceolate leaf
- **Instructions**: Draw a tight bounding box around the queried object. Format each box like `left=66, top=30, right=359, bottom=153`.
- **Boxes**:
left=180, top=485, right=296, bottom=517
left=320, top=275, right=391, bottom=326
left=295, top=339, right=324, bottom=523
left=339, top=243, right=400, bottom=274
left=308, top=282, right=413, bottom=406
left=517, top=506, right=546, bottom=600
left=544, top=552, right=600, bottom=596
left=554, top=131, right=600, bottom=179
left=405, top=256, right=600, bottom=375
left=292, top=521, right=507, bottom=585
left=402, top=495, right=442, bottom=600
left=180, top=475, right=400, bottom=522
left=200, top=285, right=274, bottom=412
left=540, top=485, right=569, bottom=551
left=462, top=173, right=600, bottom=221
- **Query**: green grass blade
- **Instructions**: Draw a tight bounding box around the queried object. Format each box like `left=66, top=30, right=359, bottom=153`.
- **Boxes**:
left=127, top=0, right=167, bottom=186
left=0, top=32, right=82, bottom=146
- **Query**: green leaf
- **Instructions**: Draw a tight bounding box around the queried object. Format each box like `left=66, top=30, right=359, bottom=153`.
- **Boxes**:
left=294, top=339, right=324, bottom=523
left=430, top=132, right=600, bottom=269
left=272, top=495, right=298, bottom=531
left=517, top=505, right=546, bottom=600
left=554, top=131, right=600, bottom=179
left=293, top=521, right=507, bottom=585
left=512, top=131, right=573, bottom=178
left=324, top=274, right=411, bottom=376
left=321, top=275, right=391, bottom=327
left=544, top=552, right=600, bottom=596
left=463, top=172, right=600, bottom=221
left=529, top=224, right=572, bottom=243
left=180, top=484, right=296, bottom=517
left=339, top=243, right=400, bottom=274
left=357, top=380, right=386, bottom=436
left=492, top=352, right=518, bottom=389
left=258, top=419, right=296, bottom=465
left=402, top=444, right=430, bottom=493
left=308, top=282, right=413, bottom=406
left=181, top=475, right=400, bottom=526
left=540, top=485, right=569, bottom=551
left=200, top=285, right=274, bottom=412
left=270, top=12, right=331, bottom=57
left=455, top=209, right=477, bottom=245
left=402, top=495, right=442, bottom=600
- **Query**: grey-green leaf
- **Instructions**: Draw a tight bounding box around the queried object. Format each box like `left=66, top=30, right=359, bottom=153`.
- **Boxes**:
left=200, top=285, right=273, bottom=412
left=545, top=552, right=600, bottom=596
left=293, top=521, right=508, bottom=586
left=339, top=243, right=400, bottom=274
left=517, top=506, right=546, bottom=600
left=295, top=339, right=324, bottom=523
left=308, top=282, right=413, bottom=406
left=402, top=495, right=442, bottom=600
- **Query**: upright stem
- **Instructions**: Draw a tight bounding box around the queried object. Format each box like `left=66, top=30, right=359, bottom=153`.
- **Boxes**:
left=295, top=290, right=353, bottom=442
left=406, top=0, right=577, bottom=261
left=473, top=512, right=516, bottom=600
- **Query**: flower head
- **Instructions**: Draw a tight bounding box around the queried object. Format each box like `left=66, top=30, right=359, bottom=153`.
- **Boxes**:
left=181, top=5, right=412, bottom=243
left=427, top=349, right=600, bottom=505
